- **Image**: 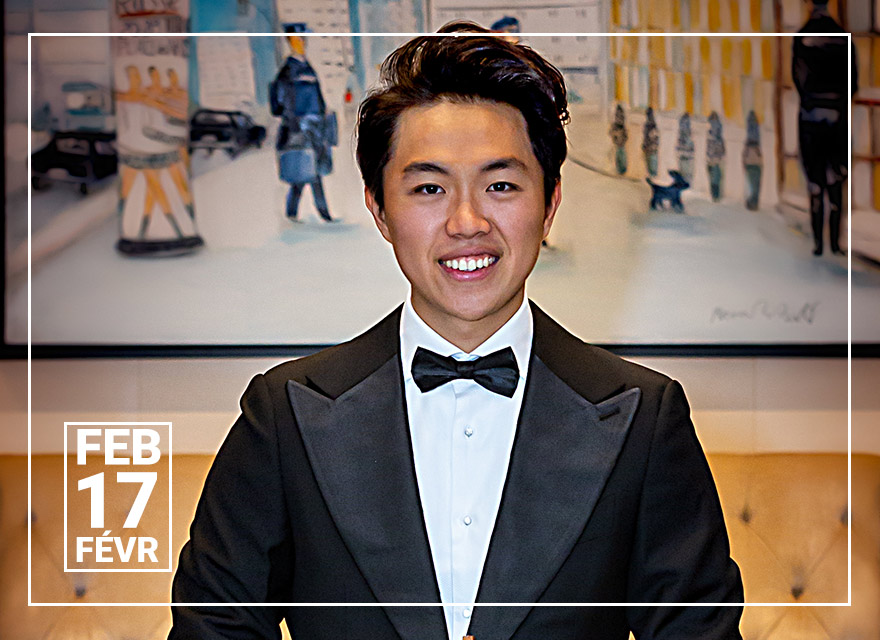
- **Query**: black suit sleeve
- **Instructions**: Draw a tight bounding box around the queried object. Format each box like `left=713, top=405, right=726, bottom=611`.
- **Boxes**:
left=626, top=379, right=744, bottom=640
left=170, top=374, right=292, bottom=639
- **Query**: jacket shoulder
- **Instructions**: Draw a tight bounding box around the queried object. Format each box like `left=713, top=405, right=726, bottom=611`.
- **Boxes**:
left=531, top=302, right=672, bottom=404
left=584, top=340, right=671, bottom=389
left=261, top=306, right=402, bottom=399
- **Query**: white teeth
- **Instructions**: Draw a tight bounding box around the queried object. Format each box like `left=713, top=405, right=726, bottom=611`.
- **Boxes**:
left=442, top=256, right=497, bottom=272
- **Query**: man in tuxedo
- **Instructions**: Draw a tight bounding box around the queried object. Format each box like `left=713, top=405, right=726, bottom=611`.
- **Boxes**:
left=171, top=25, right=743, bottom=640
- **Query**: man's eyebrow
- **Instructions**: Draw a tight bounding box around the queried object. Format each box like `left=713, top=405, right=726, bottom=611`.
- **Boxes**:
left=482, top=157, right=528, bottom=172
left=401, top=161, right=450, bottom=175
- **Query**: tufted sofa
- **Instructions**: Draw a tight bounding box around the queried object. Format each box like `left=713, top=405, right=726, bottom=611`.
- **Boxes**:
left=1, top=453, right=878, bottom=639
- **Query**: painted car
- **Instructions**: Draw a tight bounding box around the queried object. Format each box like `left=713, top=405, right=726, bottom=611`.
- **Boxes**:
left=189, top=109, right=266, bottom=157
left=30, top=130, right=117, bottom=194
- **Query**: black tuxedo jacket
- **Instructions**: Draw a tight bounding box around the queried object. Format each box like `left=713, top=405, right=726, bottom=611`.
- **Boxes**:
left=171, top=303, right=743, bottom=639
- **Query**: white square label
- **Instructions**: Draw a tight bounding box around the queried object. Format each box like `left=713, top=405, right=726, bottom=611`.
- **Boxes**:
left=64, top=422, right=172, bottom=573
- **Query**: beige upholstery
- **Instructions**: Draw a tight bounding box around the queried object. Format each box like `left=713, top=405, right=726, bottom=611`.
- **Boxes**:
left=710, top=455, right=880, bottom=640
left=1, top=453, right=878, bottom=639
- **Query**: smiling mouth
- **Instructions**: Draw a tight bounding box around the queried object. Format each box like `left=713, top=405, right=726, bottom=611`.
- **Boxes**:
left=439, top=255, right=498, bottom=273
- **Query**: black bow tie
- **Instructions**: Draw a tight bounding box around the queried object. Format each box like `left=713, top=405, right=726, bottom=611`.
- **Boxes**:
left=411, top=346, right=520, bottom=397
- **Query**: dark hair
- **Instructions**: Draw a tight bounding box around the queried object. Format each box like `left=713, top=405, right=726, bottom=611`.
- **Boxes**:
left=356, top=21, right=569, bottom=209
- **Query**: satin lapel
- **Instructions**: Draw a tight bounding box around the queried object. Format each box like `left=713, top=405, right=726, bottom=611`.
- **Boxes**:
left=468, top=357, right=641, bottom=640
left=287, top=356, right=447, bottom=640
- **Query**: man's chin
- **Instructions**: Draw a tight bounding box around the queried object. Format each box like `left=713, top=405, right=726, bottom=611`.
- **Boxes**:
left=440, top=297, right=523, bottom=328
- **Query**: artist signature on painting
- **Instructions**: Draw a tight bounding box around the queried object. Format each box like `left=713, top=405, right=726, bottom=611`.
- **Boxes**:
left=710, top=300, right=820, bottom=324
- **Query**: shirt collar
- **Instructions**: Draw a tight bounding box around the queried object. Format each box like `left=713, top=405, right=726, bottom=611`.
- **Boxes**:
left=400, top=294, right=533, bottom=383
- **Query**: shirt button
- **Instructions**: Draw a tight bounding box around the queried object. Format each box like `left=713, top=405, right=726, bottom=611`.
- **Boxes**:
left=464, top=426, right=474, bottom=437
left=463, top=515, right=472, bottom=526
left=462, top=607, right=472, bottom=619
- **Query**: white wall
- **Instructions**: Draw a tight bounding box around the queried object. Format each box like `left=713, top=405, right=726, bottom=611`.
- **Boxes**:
left=1, top=356, right=877, bottom=455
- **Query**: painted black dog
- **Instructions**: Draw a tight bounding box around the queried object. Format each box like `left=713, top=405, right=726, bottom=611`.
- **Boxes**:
left=647, top=170, right=690, bottom=212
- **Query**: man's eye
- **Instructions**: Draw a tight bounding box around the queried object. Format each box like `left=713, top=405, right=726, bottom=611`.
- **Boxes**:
left=414, top=184, right=444, bottom=195
left=487, top=182, right=518, bottom=192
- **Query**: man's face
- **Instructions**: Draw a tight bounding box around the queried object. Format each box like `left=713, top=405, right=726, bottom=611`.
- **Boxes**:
left=366, top=100, right=561, bottom=347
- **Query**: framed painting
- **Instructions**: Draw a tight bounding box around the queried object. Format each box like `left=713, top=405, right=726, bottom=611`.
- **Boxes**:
left=4, top=2, right=878, bottom=357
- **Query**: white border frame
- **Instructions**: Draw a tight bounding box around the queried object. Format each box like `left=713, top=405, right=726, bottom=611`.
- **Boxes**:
left=27, top=31, right=852, bottom=609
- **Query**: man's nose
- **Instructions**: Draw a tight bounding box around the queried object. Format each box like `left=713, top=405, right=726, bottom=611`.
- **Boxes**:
left=446, top=195, right=490, bottom=237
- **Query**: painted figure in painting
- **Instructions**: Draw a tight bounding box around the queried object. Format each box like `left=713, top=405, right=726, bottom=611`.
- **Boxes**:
left=706, top=111, right=726, bottom=202
left=155, top=67, right=195, bottom=220
left=490, top=16, right=521, bottom=43
left=642, top=106, right=659, bottom=178
left=792, top=0, right=858, bottom=256
left=610, top=103, right=628, bottom=175
left=675, top=112, right=694, bottom=184
left=742, top=110, right=763, bottom=211
left=270, top=23, right=338, bottom=223
left=115, top=63, right=203, bottom=256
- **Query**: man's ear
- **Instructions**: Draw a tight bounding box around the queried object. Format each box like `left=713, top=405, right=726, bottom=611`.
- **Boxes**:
left=542, top=179, right=562, bottom=240
left=365, top=186, right=392, bottom=243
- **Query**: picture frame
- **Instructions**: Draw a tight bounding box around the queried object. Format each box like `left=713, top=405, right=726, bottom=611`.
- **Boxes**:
left=4, top=7, right=879, bottom=358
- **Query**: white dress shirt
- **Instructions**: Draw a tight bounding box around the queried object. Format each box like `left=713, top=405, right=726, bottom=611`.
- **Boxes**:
left=400, top=296, right=532, bottom=640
